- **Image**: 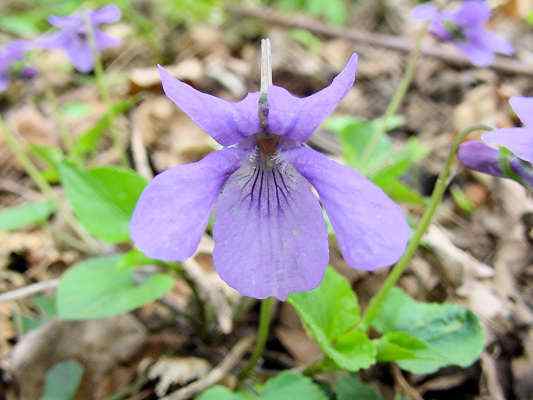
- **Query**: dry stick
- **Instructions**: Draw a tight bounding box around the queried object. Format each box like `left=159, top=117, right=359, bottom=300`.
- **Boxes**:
left=131, top=108, right=153, bottom=180
left=391, top=364, right=424, bottom=400
left=162, top=336, right=254, bottom=400
left=0, top=279, right=59, bottom=304
left=228, top=6, right=533, bottom=77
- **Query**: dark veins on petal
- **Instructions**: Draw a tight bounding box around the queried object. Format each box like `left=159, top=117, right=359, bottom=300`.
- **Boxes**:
left=236, top=142, right=298, bottom=218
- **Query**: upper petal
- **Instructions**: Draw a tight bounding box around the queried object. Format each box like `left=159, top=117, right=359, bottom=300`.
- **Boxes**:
left=90, top=5, right=122, bottom=25
left=158, top=65, right=260, bottom=146
left=266, top=53, right=358, bottom=143
left=48, top=14, right=81, bottom=29
left=451, top=0, right=490, bottom=27
left=131, top=148, right=242, bottom=261
left=509, top=96, right=533, bottom=127
left=482, top=127, right=533, bottom=163
left=411, top=4, right=439, bottom=21
left=213, top=154, right=329, bottom=300
left=284, top=146, right=409, bottom=270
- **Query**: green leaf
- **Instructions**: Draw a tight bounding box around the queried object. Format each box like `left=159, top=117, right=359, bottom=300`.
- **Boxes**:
left=196, top=372, right=326, bottom=400
left=527, top=10, right=533, bottom=25
left=60, top=101, right=93, bottom=119
left=15, top=294, right=57, bottom=334
left=335, top=375, right=383, bottom=400
left=59, top=161, right=147, bottom=243
left=372, top=288, right=485, bottom=374
left=326, top=116, right=427, bottom=205
left=0, top=200, right=56, bottom=231
left=57, top=255, right=175, bottom=319
left=261, top=372, right=327, bottom=400
left=29, top=144, right=64, bottom=183
left=42, top=360, right=84, bottom=400
left=369, top=138, right=429, bottom=179
left=196, top=386, right=246, bottom=400
left=450, top=186, right=475, bottom=214
left=0, top=14, right=41, bottom=36
left=118, top=249, right=161, bottom=269
left=307, top=0, right=346, bottom=25
left=289, top=268, right=376, bottom=371
left=374, top=331, right=428, bottom=362
left=372, top=178, right=426, bottom=206
left=69, top=98, right=136, bottom=160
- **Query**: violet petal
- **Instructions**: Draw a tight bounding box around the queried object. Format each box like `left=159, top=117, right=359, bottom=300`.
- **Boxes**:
left=458, top=140, right=503, bottom=176
left=91, top=5, right=122, bottom=24
left=482, top=128, right=533, bottom=164
left=451, top=0, right=490, bottom=26
left=94, top=30, right=121, bottom=50
left=411, top=4, right=439, bottom=21
left=158, top=65, right=260, bottom=146
left=266, top=53, right=357, bottom=143
left=213, top=155, right=329, bottom=300
left=284, top=146, right=409, bottom=270
left=455, top=40, right=494, bottom=67
left=131, top=148, right=242, bottom=261
left=63, top=37, right=94, bottom=73
left=509, top=96, right=533, bottom=126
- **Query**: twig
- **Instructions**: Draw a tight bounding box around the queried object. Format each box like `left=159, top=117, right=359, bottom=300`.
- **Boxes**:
left=228, top=6, right=533, bottom=77
left=131, top=103, right=153, bottom=180
left=480, top=352, right=506, bottom=400
left=391, top=364, right=424, bottom=400
left=182, top=258, right=233, bottom=334
left=0, top=279, right=59, bottom=304
left=162, top=336, right=254, bottom=400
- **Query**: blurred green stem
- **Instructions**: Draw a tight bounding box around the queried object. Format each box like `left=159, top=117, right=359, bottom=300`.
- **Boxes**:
left=84, top=12, right=125, bottom=164
left=238, top=297, right=276, bottom=383
left=45, top=88, right=71, bottom=149
left=360, top=124, right=491, bottom=330
left=0, top=116, right=100, bottom=253
left=85, top=13, right=110, bottom=104
left=360, top=30, right=423, bottom=166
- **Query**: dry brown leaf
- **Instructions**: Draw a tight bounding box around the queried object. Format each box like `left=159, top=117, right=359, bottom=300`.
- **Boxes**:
left=148, top=356, right=211, bottom=396
left=7, top=315, right=146, bottom=400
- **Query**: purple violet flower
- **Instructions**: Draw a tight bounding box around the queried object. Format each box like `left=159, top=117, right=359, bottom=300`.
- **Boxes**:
left=130, top=54, right=410, bottom=300
left=37, top=5, right=121, bottom=73
left=412, top=1, right=513, bottom=67
left=458, top=97, right=533, bottom=187
left=0, top=40, right=33, bottom=91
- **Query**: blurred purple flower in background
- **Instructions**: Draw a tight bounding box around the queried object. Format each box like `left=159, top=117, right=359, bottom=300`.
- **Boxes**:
left=0, top=40, right=34, bottom=91
left=38, top=5, right=121, bottom=73
left=412, top=1, right=513, bottom=66
left=130, top=54, right=410, bottom=300
left=458, top=97, right=533, bottom=187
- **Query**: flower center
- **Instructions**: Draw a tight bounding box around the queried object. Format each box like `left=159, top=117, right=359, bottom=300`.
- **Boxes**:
left=77, top=31, right=88, bottom=41
left=443, top=21, right=466, bottom=41
left=256, top=134, right=280, bottom=157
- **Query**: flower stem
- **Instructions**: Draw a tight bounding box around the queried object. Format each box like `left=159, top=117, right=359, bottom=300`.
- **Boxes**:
left=0, top=117, right=57, bottom=201
left=238, top=297, right=276, bottom=382
left=84, top=13, right=110, bottom=105
left=84, top=12, right=125, bottom=164
left=360, top=30, right=423, bottom=166
left=360, top=125, right=490, bottom=330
